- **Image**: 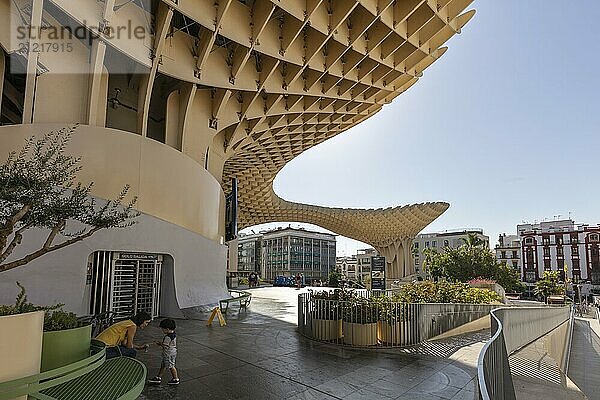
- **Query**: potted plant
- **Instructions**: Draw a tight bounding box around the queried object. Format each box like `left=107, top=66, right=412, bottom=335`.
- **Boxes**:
left=342, top=296, right=378, bottom=346
left=376, top=295, right=410, bottom=345
left=309, top=290, right=343, bottom=341
left=0, top=283, right=92, bottom=372
left=0, top=285, right=45, bottom=390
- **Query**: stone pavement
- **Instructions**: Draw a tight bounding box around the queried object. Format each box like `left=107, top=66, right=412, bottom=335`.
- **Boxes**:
left=136, top=287, right=484, bottom=400
left=567, top=317, right=600, bottom=399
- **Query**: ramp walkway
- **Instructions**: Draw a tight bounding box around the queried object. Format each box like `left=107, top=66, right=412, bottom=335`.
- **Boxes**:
left=567, top=315, right=600, bottom=400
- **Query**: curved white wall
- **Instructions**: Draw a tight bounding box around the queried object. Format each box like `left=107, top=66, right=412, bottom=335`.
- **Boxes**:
left=0, top=124, right=226, bottom=242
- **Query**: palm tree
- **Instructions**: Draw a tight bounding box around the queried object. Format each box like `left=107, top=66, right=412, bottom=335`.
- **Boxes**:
left=460, top=233, right=485, bottom=248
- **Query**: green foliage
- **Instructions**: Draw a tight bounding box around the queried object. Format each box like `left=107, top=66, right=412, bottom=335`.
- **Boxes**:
left=310, top=290, right=343, bottom=320
left=0, top=282, right=82, bottom=331
left=307, top=283, right=499, bottom=325
left=342, top=296, right=378, bottom=324
left=425, top=239, right=524, bottom=292
left=0, top=127, right=139, bottom=273
left=371, top=295, right=407, bottom=323
left=239, top=277, right=249, bottom=285
left=534, top=271, right=565, bottom=300
left=391, top=281, right=501, bottom=304
left=328, top=268, right=342, bottom=288
left=43, top=310, right=82, bottom=331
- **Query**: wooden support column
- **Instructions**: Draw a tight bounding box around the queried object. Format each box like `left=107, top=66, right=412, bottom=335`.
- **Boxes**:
left=23, top=0, right=44, bottom=124
left=177, top=83, right=197, bottom=151
left=0, top=49, right=5, bottom=114
left=137, top=3, right=173, bottom=136
left=102, top=0, right=116, bottom=26
left=87, top=40, right=107, bottom=125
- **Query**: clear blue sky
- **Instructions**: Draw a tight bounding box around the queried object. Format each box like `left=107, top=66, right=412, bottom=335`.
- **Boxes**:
left=241, top=1, right=600, bottom=256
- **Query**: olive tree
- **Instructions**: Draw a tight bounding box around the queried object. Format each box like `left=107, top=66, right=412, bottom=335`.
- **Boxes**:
left=0, top=126, right=138, bottom=273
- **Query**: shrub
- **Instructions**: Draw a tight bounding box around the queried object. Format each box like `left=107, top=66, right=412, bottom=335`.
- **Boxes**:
left=0, top=282, right=83, bottom=331
left=391, top=281, right=500, bottom=304
left=342, top=297, right=378, bottom=324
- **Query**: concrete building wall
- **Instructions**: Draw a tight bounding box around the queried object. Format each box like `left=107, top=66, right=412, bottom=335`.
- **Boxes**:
left=0, top=211, right=228, bottom=315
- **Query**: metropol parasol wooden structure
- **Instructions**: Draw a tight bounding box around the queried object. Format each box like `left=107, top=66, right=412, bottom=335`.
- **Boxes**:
left=0, top=0, right=475, bottom=282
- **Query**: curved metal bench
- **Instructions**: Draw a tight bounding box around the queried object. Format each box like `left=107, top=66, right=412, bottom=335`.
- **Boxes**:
left=219, top=290, right=252, bottom=313
left=0, top=339, right=146, bottom=400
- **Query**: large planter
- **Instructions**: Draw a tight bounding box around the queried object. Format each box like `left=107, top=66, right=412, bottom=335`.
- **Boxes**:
left=311, top=318, right=342, bottom=341
left=377, top=321, right=411, bottom=345
left=0, top=311, right=44, bottom=400
left=41, top=324, right=92, bottom=372
left=342, top=321, right=378, bottom=346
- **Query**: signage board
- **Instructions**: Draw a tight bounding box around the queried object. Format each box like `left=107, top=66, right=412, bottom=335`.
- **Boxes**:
left=371, top=256, right=386, bottom=290
left=118, top=253, right=159, bottom=261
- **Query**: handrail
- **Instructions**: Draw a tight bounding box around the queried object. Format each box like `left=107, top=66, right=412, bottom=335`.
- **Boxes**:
left=0, top=341, right=106, bottom=400
left=562, top=305, right=575, bottom=374
left=477, top=306, right=570, bottom=400
left=477, top=309, right=515, bottom=400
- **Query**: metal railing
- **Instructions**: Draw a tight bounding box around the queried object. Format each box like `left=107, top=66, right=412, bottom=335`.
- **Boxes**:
left=477, top=306, right=571, bottom=400
left=561, top=306, right=576, bottom=374
left=298, top=292, right=493, bottom=347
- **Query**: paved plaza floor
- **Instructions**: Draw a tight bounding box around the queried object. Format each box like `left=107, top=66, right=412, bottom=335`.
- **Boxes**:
left=136, top=287, right=482, bottom=400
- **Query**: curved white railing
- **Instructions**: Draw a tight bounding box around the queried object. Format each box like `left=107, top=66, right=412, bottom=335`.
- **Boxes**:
left=477, top=306, right=571, bottom=400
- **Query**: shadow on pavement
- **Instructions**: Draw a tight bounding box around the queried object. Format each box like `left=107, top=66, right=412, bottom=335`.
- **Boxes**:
left=135, top=287, right=483, bottom=400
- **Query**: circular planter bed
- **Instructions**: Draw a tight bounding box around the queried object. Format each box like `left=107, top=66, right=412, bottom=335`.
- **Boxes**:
left=377, top=321, right=411, bottom=345
left=311, top=318, right=342, bottom=341
left=342, top=322, right=378, bottom=346
left=41, top=324, right=92, bottom=372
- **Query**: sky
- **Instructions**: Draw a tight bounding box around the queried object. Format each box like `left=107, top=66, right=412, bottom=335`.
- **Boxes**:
left=240, top=1, right=600, bottom=256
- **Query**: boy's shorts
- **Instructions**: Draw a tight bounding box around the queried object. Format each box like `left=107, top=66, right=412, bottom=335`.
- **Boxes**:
left=161, top=351, right=177, bottom=369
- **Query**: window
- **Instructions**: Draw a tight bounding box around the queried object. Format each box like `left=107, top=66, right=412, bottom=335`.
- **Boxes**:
left=555, top=234, right=563, bottom=245
left=571, top=234, right=578, bottom=244
left=501, top=251, right=506, bottom=259
left=572, top=246, right=579, bottom=256
left=590, top=233, right=599, bottom=242
left=432, top=241, right=437, bottom=248
left=557, top=247, right=563, bottom=257
left=525, top=237, right=534, bottom=245
left=542, top=235, right=550, bottom=245
left=512, top=261, right=518, bottom=269
left=414, top=242, right=419, bottom=249
left=512, top=250, right=518, bottom=259
left=425, top=241, right=430, bottom=248
left=544, top=260, right=551, bottom=270
left=443, top=240, right=449, bottom=247
left=543, top=247, right=550, bottom=257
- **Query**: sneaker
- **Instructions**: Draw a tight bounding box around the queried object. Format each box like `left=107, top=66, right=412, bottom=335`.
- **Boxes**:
left=148, top=376, right=162, bottom=384
left=167, top=379, right=180, bottom=385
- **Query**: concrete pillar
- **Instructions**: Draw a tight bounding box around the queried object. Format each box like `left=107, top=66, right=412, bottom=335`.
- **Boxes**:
left=137, top=3, right=173, bottom=137
left=23, top=0, right=44, bottom=123
left=0, top=48, right=5, bottom=114
left=87, top=40, right=107, bottom=126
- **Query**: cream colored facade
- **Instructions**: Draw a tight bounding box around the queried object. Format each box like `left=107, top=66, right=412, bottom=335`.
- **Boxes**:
left=0, top=0, right=475, bottom=310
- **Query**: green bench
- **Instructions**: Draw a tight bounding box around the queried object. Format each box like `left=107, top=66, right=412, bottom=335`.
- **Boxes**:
left=219, top=290, right=252, bottom=313
left=0, top=340, right=146, bottom=400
